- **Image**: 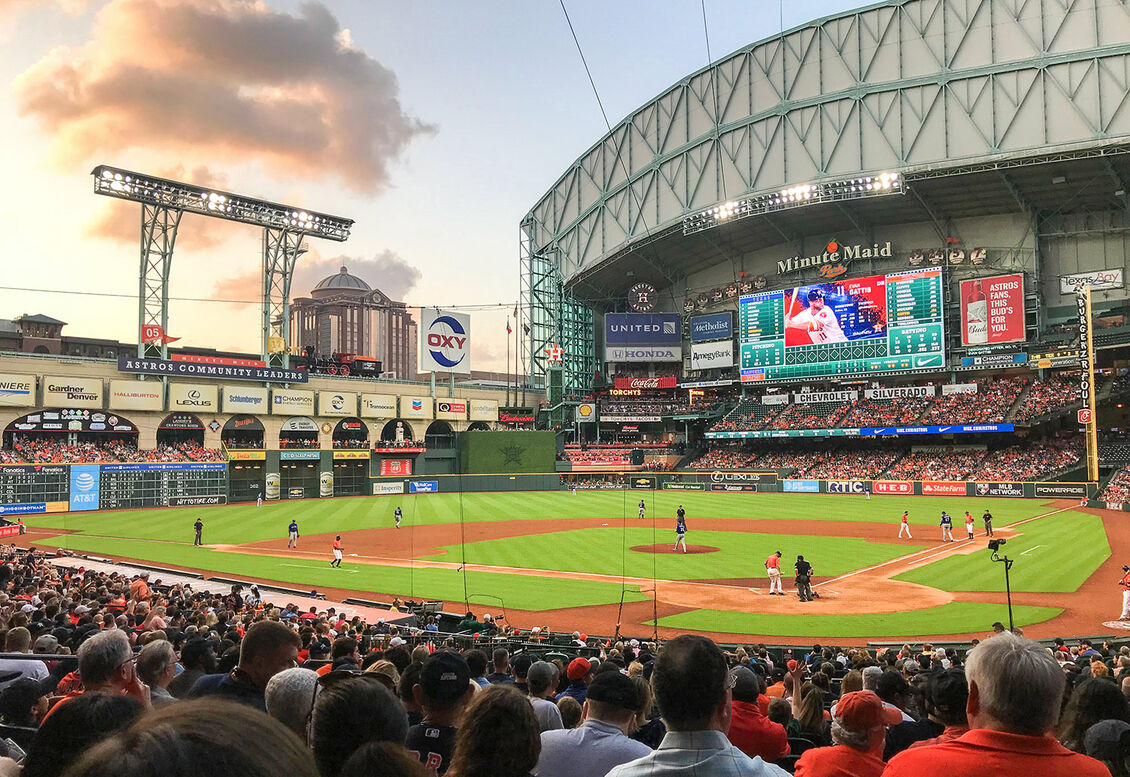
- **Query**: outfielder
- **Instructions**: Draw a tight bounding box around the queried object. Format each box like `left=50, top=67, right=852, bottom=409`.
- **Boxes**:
left=395, top=506, right=402, bottom=529
left=287, top=519, right=299, bottom=548
left=638, top=499, right=646, bottom=519
left=898, top=511, right=912, bottom=539
left=765, top=551, right=783, bottom=595
left=940, top=511, right=954, bottom=542
left=673, top=514, right=687, bottom=553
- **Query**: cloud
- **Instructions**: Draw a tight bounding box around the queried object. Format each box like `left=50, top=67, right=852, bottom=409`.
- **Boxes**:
left=85, top=164, right=239, bottom=248
left=13, top=0, right=434, bottom=192
left=0, top=0, right=85, bottom=19
left=213, top=248, right=422, bottom=305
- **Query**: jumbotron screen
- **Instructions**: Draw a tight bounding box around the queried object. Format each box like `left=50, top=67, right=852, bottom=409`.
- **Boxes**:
left=739, top=267, right=944, bottom=381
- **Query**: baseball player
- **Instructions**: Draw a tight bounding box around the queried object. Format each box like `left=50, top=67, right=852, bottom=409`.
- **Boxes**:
left=898, top=511, right=912, bottom=539
left=676, top=505, right=686, bottom=525
left=287, top=519, right=299, bottom=548
left=940, top=511, right=954, bottom=543
left=257, top=491, right=263, bottom=507
left=395, top=506, right=402, bottom=529
left=983, top=509, right=994, bottom=537
left=787, top=288, right=848, bottom=344
left=1120, top=565, right=1130, bottom=620
left=673, top=514, right=687, bottom=553
left=571, top=482, right=577, bottom=496
left=638, top=499, right=646, bottom=520
left=330, top=536, right=343, bottom=568
left=765, top=550, right=783, bottom=595
left=964, top=511, right=975, bottom=540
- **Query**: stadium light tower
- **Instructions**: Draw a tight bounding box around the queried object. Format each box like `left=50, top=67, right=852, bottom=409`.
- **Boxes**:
left=92, top=165, right=354, bottom=366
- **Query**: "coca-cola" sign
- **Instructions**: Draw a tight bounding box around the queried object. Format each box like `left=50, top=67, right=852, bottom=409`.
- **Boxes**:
left=613, top=376, right=678, bottom=390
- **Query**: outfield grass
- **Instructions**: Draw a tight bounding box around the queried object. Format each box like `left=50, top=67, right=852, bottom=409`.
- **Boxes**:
left=893, top=510, right=1109, bottom=593
left=654, top=601, right=1063, bottom=638
left=425, top=527, right=925, bottom=580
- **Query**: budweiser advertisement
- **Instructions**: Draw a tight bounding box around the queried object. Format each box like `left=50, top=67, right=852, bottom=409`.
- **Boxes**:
left=872, top=480, right=912, bottom=495
left=960, top=274, right=1025, bottom=346
left=379, top=459, right=412, bottom=476
left=613, top=376, right=678, bottom=390
left=922, top=481, right=968, bottom=496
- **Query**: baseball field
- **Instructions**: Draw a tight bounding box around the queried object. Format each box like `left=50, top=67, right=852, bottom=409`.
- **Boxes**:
left=18, top=490, right=1120, bottom=642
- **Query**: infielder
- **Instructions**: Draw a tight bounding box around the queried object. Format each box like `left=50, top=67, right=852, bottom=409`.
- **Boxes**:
left=964, top=511, right=975, bottom=540
left=898, top=511, right=912, bottom=539
left=673, top=514, right=687, bottom=553
left=983, top=509, right=994, bottom=537
left=1120, top=565, right=1130, bottom=620
left=765, top=551, right=783, bottom=595
left=395, top=506, right=402, bottom=529
left=330, top=535, right=343, bottom=568
left=940, top=511, right=954, bottom=542
left=638, top=499, right=646, bottom=519
left=287, top=519, right=299, bottom=548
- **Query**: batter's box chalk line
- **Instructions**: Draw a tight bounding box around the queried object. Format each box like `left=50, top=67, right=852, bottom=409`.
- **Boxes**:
left=1103, top=621, right=1130, bottom=630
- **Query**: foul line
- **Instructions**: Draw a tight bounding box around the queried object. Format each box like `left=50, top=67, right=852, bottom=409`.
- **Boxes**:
left=1021, top=545, right=1042, bottom=555
left=280, top=563, right=359, bottom=574
left=813, top=506, right=1074, bottom=588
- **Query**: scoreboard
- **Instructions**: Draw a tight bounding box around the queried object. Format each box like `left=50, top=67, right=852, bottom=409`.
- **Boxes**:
left=739, top=268, right=945, bottom=381
left=0, top=462, right=228, bottom=513
left=99, top=463, right=228, bottom=510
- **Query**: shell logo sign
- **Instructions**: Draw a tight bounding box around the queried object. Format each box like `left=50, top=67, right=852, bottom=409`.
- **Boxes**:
left=577, top=403, right=595, bottom=422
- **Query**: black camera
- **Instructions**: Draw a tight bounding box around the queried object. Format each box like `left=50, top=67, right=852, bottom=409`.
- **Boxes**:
left=988, top=539, right=1006, bottom=552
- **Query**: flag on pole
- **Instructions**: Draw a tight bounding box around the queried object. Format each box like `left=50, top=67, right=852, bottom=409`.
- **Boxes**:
left=513, top=305, right=518, bottom=318
left=506, top=321, right=512, bottom=335
left=522, top=324, right=530, bottom=335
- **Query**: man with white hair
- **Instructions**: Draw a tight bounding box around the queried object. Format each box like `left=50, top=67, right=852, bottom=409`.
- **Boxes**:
left=265, top=667, right=319, bottom=740
left=883, top=632, right=1111, bottom=776
left=41, top=629, right=150, bottom=722
left=795, top=691, right=900, bottom=777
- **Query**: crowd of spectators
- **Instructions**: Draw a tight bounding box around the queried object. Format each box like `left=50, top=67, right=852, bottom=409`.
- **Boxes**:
left=1100, top=466, right=1130, bottom=505
left=1013, top=373, right=1081, bottom=422
left=687, top=447, right=761, bottom=470
left=0, top=546, right=1123, bottom=777
left=973, top=437, right=1082, bottom=481
left=920, top=378, right=1026, bottom=425
left=374, top=439, right=425, bottom=449
left=279, top=437, right=320, bottom=449
left=332, top=439, right=368, bottom=449
left=763, top=402, right=851, bottom=431
left=882, top=449, right=987, bottom=481
left=1, top=437, right=224, bottom=465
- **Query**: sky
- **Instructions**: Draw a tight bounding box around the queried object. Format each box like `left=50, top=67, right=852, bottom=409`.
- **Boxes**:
left=0, top=0, right=858, bottom=371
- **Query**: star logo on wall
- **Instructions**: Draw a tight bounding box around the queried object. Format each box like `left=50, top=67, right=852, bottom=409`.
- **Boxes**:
left=500, top=443, right=525, bottom=466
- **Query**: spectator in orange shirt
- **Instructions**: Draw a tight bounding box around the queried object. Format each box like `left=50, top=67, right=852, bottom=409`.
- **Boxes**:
left=765, top=667, right=787, bottom=698
left=882, top=632, right=1112, bottom=777
left=795, top=691, right=900, bottom=777
left=128, top=573, right=151, bottom=603
left=727, top=666, right=789, bottom=762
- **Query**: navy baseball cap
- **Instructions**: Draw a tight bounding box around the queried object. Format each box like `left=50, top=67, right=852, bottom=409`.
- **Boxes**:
left=419, top=651, right=471, bottom=707
left=807, top=289, right=824, bottom=301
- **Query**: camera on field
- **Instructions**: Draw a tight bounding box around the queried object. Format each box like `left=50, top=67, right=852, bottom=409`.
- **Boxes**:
left=988, top=539, right=1006, bottom=552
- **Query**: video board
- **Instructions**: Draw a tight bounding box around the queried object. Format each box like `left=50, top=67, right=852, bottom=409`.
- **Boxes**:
left=739, top=268, right=944, bottom=381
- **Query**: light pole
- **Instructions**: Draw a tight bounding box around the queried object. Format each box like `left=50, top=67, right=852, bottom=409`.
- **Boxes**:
left=989, top=538, right=1014, bottom=631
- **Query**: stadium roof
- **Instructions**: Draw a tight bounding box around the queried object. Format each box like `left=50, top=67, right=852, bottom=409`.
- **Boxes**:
left=15, top=314, right=67, bottom=326
left=313, top=266, right=373, bottom=294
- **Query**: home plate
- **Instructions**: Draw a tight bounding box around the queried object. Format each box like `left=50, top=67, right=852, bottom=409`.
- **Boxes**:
left=1103, top=621, right=1130, bottom=630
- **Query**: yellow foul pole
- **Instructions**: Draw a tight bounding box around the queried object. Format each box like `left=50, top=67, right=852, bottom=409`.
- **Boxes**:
left=1077, top=285, right=1099, bottom=483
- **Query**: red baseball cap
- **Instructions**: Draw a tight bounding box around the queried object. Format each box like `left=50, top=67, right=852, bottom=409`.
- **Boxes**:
left=835, top=691, right=902, bottom=729
left=567, top=657, right=592, bottom=681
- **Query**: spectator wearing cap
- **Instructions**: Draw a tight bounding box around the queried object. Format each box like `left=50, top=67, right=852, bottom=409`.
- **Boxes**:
left=487, top=648, right=515, bottom=685
left=512, top=653, right=534, bottom=695
left=727, top=666, right=789, bottom=763
left=0, top=676, right=51, bottom=728
left=168, top=637, right=216, bottom=699
left=874, top=672, right=915, bottom=725
left=187, top=621, right=300, bottom=711
left=765, top=667, right=787, bottom=698
left=406, top=651, right=474, bottom=775
left=33, top=634, right=59, bottom=655
left=304, top=637, right=332, bottom=670
left=536, top=670, right=651, bottom=777
left=794, top=691, right=900, bottom=777
left=883, top=632, right=1111, bottom=777
left=908, top=670, right=969, bottom=750
left=1084, top=720, right=1130, bottom=777
left=557, top=658, right=593, bottom=704
left=527, top=661, right=564, bottom=732
left=606, top=635, right=788, bottom=777
left=136, top=640, right=178, bottom=707
left=0, top=627, right=49, bottom=686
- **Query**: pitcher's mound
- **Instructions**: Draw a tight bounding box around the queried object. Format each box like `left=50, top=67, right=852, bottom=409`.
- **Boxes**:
left=630, top=544, right=719, bottom=554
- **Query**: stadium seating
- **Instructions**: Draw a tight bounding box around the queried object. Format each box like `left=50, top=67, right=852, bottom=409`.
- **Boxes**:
left=1, top=437, right=224, bottom=464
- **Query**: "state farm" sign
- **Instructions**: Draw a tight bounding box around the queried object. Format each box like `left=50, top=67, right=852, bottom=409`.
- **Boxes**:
left=922, top=481, right=968, bottom=496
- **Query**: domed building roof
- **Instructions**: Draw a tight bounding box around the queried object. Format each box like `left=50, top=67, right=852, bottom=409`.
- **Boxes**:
left=311, top=266, right=372, bottom=298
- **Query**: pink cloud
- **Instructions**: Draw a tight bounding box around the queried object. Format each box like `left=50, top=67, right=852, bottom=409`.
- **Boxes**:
left=14, top=0, right=433, bottom=192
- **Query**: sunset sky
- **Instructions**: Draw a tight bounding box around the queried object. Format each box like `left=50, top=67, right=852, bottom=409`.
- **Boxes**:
left=0, top=0, right=853, bottom=371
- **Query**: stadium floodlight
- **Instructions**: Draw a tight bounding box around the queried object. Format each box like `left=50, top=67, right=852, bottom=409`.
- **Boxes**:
left=92, top=165, right=353, bottom=241
left=683, top=171, right=904, bottom=236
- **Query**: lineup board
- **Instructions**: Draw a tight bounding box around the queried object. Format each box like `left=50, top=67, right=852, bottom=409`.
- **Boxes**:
left=739, top=268, right=945, bottom=381
left=0, top=466, right=68, bottom=511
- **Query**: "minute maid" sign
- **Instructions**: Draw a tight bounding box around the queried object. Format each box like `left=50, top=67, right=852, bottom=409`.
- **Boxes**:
left=776, top=239, right=893, bottom=276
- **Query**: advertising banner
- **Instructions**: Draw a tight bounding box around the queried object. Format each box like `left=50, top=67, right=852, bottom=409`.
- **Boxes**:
left=108, top=380, right=163, bottom=411
left=630, top=476, right=657, bottom=490
left=1034, top=483, right=1088, bottom=499
left=1060, top=269, right=1124, bottom=294
left=922, top=481, right=968, bottom=496
left=960, top=274, right=1025, bottom=346
left=605, top=346, right=682, bottom=363
left=0, top=504, right=46, bottom=515
left=706, top=424, right=1013, bottom=439
left=499, top=407, right=535, bottom=424
left=280, top=451, right=320, bottom=460
left=360, top=394, right=397, bottom=418
left=783, top=479, right=820, bottom=492
left=873, top=480, right=913, bottom=494
left=712, top=483, right=756, bottom=492
left=613, top=377, right=678, bottom=390
left=69, top=464, right=100, bottom=511
left=401, top=396, right=433, bottom=419
left=332, top=450, right=369, bottom=460
left=373, top=482, right=405, bottom=495
left=974, top=482, right=1025, bottom=497
left=576, top=403, right=596, bottom=423
left=228, top=451, right=266, bottom=461
left=795, top=390, right=858, bottom=404
left=599, top=415, right=660, bottom=423
left=679, top=379, right=736, bottom=388
left=690, top=341, right=735, bottom=370
left=43, top=377, right=103, bottom=408
left=468, top=399, right=498, bottom=422
left=662, top=482, right=707, bottom=491
left=762, top=394, right=789, bottom=405
left=864, top=386, right=936, bottom=400
left=690, top=312, right=734, bottom=341
left=170, top=495, right=227, bottom=506
left=420, top=309, right=471, bottom=374
left=118, top=356, right=306, bottom=383
left=223, top=386, right=268, bottom=413
left=941, top=383, right=978, bottom=395
left=287, top=488, right=305, bottom=499
left=271, top=389, right=314, bottom=416
left=159, top=413, right=203, bottom=430
left=0, top=375, right=35, bottom=407
left=100, top=462, right=225, bottom=472
left=707, top=471, right=778, bottom=485
left=959, top=353, right=1027, bottom=368
left=436, top=400, right=467, bottom=420
left=409, top=480, right=439, bottom=493
left=317, top=391, right=357, bottom=417
left=169, top=383, right=218, bottom=412
left=604, top=313, right=682, bottom=345
left=826, top=480, right=869, bottom=494
left=280, top=417, right=318, bottom=432
left=380, top=459, right=412, bottom=476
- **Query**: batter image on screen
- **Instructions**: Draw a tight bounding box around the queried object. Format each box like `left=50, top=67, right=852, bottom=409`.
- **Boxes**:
left=784, top=282, right=887, bottom=346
